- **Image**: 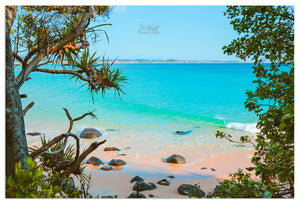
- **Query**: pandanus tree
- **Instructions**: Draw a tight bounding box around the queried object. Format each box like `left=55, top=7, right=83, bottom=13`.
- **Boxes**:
left=6, top=5, right=127, bottom=179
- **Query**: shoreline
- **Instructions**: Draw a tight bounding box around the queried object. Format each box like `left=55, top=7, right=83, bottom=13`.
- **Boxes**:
left=76, top=144, right=254, bottom=198
left=27, top=128, right=255, bottom=198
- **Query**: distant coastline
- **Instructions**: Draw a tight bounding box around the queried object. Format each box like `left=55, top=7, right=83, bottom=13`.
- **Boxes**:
left=14, top=59, right=253, bottom=66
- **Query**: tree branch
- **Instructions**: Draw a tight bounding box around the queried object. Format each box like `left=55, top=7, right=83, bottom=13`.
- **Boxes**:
left=33, top=67, right=103, bottom=89
left=60, top=140, right=106, bottom=178
left=29, top=133, right=80, bottom=162
left=63, top=108, right=96, bottom=133
left=34, top=68, right=90, bottom=82
left=12, top=50, right=24, bottom=64
left=23, top=101, right=34, bottom=116
left=15, top=6, right=94, bottom=90
left=29, top=134, right=66, bottom=159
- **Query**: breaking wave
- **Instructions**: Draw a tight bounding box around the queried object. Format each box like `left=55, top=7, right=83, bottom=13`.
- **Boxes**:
left=226, top=122, right=259, bottom=133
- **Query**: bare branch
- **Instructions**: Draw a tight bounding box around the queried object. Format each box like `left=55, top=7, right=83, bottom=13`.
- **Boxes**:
left=35, top=61, right=53, bottom=68
left=34, top=67, right=90, bottom=82
left=23, top=47, right=41, bottom=65
left=60, top=140, right=106, bottom=178
left=29, top=133, right=80, bottom=161
left=33, top=67, right=103, bottom=90
left=12, top=50, right=24, bottom=64
left=63, top=108, right=96, bottom=133
left=20, top=94, right=27, bottom=98
left=73, top=111, right=97, bottom=122
left=29, top=134, right=66, bottom=159
left=23, top=101, right=34, bottom=116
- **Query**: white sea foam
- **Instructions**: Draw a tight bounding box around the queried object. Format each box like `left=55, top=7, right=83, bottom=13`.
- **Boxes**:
left=226, top=122, right=259, bottom=133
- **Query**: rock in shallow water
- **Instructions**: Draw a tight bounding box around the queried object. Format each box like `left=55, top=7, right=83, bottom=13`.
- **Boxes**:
left=101, top=166, right=113, bottom=171
left=177, top=184, right=205, bottom=197
left=166, top=154, right=186, bottom=164
left=86, top=156, right=104, bottom=166
left=80, top=128, right=101, bottom=139
left=108, top=159, right=126, bottom=166
left=175, top=130, right=192, bottom=135
left=157, top=179, right=170, bottom=186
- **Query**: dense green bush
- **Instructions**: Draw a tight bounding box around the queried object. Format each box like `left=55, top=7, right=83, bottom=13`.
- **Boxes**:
left=6, top=157, right=63, bottom=198
left=192, top=6, right=294, bottom=198
left=6, top=157, right=93, bottom=198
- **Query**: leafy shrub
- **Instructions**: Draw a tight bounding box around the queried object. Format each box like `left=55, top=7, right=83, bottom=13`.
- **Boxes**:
left=211, top=169, right=280, bottom=198
left=6, top=157, right=63, bottom=198
left=6, top=157, right=93, bottom=198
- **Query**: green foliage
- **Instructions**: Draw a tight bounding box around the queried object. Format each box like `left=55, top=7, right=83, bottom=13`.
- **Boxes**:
left=213, top=6, right=294, bottom=198
left=29, top=134, right=89, bottom=184
left=12, top=6, right=127, bottom=102
left=13, top=6, right=110, bottom=53
left=211, top=169, right=280, bottom=198
left=6, top=157, right=63, bottom=198
left=70, top=49, right=128, bottom=100
left=6, top=157, right=94, bottom=198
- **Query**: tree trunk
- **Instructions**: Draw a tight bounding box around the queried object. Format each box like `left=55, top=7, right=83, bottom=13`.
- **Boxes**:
left=6, top=6, right=29, bottom=178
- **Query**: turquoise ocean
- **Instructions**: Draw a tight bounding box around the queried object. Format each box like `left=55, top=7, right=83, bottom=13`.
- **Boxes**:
left=19, top=63, right=258, bottom=176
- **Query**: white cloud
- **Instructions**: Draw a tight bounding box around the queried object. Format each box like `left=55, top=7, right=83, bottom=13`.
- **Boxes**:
left=111, top=6, right=127, bottom=13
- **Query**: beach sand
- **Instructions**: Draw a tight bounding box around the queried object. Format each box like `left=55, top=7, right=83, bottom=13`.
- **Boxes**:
left=77, top=171, right=221, bottom=198
left=71, top=142, right=254, bottom=198
left=27, top=132, right=255, bottom=198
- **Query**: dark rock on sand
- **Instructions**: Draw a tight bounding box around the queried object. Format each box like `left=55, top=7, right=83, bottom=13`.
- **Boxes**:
left=130, top=176, right=144, bottom=183
left=101, top=166, right=113, bottom=171
left=133, top=181, right=156, bottom=191
left=101, top=195, right=114, bottom=198
left=128, top=192, right=146, bottom=198
left=27, top=132, right=41, bottom=136
left=157, top=179, right=170, bottom=186
left=178, top=184, right=205, bottom=197
left=167, top=175, right=175, bottom=179
left=80, top=128, right=101, bottom=139
left=166, top=154, right=186, bottom=164
left=86, top=156, right=104, bottom=166
left=175, top=130, right=192, bottom=135
left=210, top=168, right=216, bottom=171
left=117, top=153, right=127, bottom=156
left=108, top=159, right=126, bottom=166
left=200, top=167, right=208, bottom=170
left=149, top=194, right=154, bottom=197
left=104, top=147, right=121, bottom=151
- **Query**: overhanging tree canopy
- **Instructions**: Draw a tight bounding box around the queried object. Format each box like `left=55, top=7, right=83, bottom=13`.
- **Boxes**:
left=6, top=5, right=127, bottom=178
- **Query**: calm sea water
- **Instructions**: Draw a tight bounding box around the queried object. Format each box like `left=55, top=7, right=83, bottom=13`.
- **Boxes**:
left=19, top=63, right=258, bottom=157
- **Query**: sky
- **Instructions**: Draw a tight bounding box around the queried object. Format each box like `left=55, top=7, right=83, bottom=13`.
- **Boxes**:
left=89, top=6, right=241, bottom=62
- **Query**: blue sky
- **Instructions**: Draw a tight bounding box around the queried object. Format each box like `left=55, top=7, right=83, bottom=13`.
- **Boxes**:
left=89, top=6, right=241, bottom=62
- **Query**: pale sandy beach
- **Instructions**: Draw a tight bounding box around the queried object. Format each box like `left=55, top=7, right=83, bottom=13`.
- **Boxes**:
left=74, top=139, right=254, bottom=198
